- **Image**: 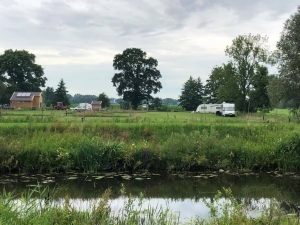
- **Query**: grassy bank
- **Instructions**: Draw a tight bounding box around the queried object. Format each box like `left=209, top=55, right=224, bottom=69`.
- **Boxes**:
left=0, top=109, right=299, bottom=172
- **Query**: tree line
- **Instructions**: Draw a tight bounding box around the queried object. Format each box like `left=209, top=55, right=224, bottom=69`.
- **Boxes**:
left=1, top=6, right=300, bottom=112
left=179, top=6, right=300, bottom=112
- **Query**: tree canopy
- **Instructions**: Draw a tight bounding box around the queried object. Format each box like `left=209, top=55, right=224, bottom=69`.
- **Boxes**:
left=54, top=79, right=70, bottom=106
left=276, top=6, right=300, bottom=109
left=69, top=94, right=98, bottom=104
left=0, top=49, right=47, bottom=103
left=43, top=87, right=55, bottom=107
left=97, top=92, right=110, bottom=108
left=112, top=48, right=162, bottom=110
left=150, top=97, right=163, bottom=110
left=179, top=76, right=204, bottom=111
left=204, top=63, right=239, bottom=104
left=225, top=34, right=270, bottom=112
left=249, top=65, right=271, bottom=110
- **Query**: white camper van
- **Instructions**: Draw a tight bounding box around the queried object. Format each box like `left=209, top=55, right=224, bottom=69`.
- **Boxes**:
left=216, top=102, right=235, bottom=117
left=196, top=102, right=235, bottom=117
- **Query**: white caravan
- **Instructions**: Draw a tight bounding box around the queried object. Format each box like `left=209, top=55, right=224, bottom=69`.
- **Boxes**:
left=196, top=103, right=222, bottom=114
left=196, top=102, right=235, bottom=117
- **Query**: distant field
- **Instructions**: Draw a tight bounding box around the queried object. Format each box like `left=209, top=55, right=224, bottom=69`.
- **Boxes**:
left=0, top=108, right=293, bottom=124
left=0, top=107, right=300, bottom=173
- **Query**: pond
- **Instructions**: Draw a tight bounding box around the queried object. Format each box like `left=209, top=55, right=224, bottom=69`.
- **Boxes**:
left=1, top=171, right=300, bottom=221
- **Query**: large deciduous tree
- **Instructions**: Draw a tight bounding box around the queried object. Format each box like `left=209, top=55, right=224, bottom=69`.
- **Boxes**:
left=179, top=76, right=204, bottom=111
left=249, top=65, right=271, bottom=110
left=225, top=34, right=269, bottom=112
left=276, top=6, right=300, bottom=109
left=0, top=49, right=47, bottom=103
left=112, top=48, right=162, bottom=110
left=54, top=79, right=70, bottom=106
left=97, top=92, right=110, bottom=108
left=204, top=63, right=240, bottom=105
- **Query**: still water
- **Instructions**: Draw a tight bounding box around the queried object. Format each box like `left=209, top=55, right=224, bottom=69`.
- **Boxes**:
left=1, top=171, right=300, bottom=221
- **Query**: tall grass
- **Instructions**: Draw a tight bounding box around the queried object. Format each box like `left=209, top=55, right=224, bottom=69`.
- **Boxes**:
left=0, top=186, right=298, bottom=224
left=0, top=121, right=300, bottom=172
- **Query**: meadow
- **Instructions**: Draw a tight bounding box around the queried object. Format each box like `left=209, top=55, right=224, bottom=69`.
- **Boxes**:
left=0, top=108, right=299, bottom=173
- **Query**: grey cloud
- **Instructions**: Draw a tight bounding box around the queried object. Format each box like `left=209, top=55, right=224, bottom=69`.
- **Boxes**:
left=197, top=20, right=213, bottom=29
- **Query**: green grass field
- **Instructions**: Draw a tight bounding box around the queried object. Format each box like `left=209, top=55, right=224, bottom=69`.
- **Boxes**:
left=1, top=108, right=299, bottom=173
left=0, top=108, right=293, bottom=124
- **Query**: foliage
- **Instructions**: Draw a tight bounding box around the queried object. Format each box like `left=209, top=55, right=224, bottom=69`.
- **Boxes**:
left=150, top=97, right=162, bottom=110
left=267, top=75, right=284, bottom=108
left=43, top=87, right=55, bottom=107
left=97, top=92, right=110, bottom=108
left=205, top=63, right=242, bottom=109
left=0, top=49, right=47, bottom=103
left=179, top=76, right=204, bottom=111
left=225, top=34, right=270, bottom=112
left=0, top=81, right=7, bottom=104
left=249, top=65, right=271, bottom=111
left=0, top=185, right=298, bottom=224
left=276, top=6, right=300, bottom=109
left=0, top=109, right=299, bottom=172
left=162, top=98, right=179, bottom=105
left=112, top=48, right=162, bottom=110
left=54, top=79, right=70, bottom=106
left=69, top=94, right=98, bottom=104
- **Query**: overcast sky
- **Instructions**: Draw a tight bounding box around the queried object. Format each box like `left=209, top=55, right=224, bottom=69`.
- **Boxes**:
left=0, top=0, right=298, bottom=99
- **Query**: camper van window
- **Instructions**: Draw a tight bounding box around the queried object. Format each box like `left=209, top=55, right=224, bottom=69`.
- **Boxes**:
left=216, top=107, right=221, bottom=109
left=201, top=107, right=207, bottom=109
left=225, top=107, right=235, bottom=111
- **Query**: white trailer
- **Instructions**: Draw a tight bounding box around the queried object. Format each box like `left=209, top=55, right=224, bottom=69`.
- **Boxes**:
left=196, top=102, right=235, bottom=117
left=196, top=103, right=222, bottom=114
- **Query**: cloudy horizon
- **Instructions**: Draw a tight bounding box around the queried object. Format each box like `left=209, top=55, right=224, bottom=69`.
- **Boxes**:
left=0, top=0, right=298, bottom=99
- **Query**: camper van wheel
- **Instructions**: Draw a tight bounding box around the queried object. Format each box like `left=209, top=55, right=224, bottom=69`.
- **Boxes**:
left=216, top=111, right=222, bottom=116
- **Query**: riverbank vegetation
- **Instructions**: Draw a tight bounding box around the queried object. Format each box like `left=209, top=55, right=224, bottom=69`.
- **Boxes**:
left=0, top=186, right=298, bottom=225
left=0, top=110, right=299, bottom=173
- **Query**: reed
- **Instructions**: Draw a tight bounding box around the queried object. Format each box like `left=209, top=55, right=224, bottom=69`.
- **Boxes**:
left=0, top=186, right=298, bottom=224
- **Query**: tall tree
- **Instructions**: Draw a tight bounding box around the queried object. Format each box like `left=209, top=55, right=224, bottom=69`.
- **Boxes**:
left=43, top=86, right=55, bottom=107
left=54, top=79, right=70, bottom=106
left=179, top=76, right=204, bottom=111
left=97, top=92, right=110, bottom=108
left=112, top=48, right=162, bottom=110
left=249, top=65, right=271, bottom=110
left=204, top=63, right=242, bottom=109
left=267, top=75, right=285, bottom=108
left=276, top=6, right=300, bottom=109
left=204, top=66, right=223, bottom=103
left=225, top=34, right=269, bottom=112
left=0, top=81, right=7, bottom=105
left=0, top=49, right=47, bottom=102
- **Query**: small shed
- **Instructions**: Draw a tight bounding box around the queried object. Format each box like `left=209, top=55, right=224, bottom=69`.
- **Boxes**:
left=91, top=101, right=102, bottom=111
left=10, top=92, right=43, bottom=109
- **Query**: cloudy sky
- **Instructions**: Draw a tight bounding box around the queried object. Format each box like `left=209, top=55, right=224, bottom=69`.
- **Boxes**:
left=0, top=0, right=298, bottom=99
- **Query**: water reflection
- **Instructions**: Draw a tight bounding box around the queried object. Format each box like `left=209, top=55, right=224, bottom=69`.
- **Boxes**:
left=0, top=171, right=300, bottom=220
